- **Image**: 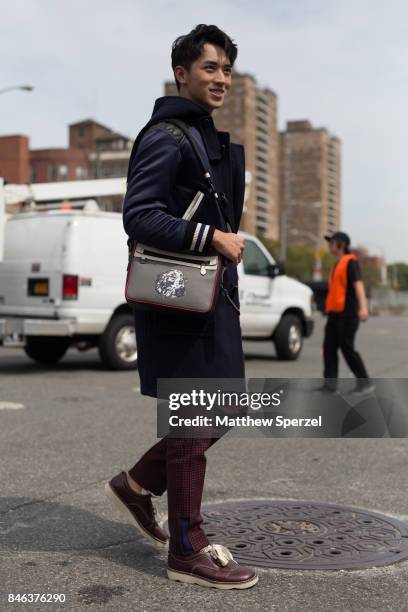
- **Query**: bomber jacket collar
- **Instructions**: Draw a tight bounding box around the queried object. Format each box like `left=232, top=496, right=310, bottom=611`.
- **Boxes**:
left=150, top=96, right=223, bottom=162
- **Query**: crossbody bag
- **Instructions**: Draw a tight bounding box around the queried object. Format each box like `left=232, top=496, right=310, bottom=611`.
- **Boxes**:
left=125, top=119, right=235, bottom=317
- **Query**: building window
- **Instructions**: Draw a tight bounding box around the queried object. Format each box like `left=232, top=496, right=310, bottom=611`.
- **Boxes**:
left=256, top=145, right=268, bottom=155
left=75, top=166, right=87, bottom=179
left=59, top=164, right=68, bottom=179
left=48, top=164, right=57, bottom=181
left=257, top=115, right=268, bottom=127
left=257, top=174, right=268, bottom=184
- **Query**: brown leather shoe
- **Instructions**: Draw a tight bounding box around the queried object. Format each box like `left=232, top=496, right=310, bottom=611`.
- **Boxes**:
left=167, top=544, right=258, bottom=589
left=105, top=471, right=168, bottom=547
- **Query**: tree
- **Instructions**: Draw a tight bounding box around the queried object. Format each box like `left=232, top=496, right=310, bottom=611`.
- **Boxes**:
left=256, top=234, right=326, bottom=282
left=387, top=262, right=408, bottom=290
left=360, top=261, right=382, bottom=296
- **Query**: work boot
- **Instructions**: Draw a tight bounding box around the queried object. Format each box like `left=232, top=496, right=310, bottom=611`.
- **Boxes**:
left=167, top=543, right=258, bottom=589
left=105, top=471, right=168, bottom=547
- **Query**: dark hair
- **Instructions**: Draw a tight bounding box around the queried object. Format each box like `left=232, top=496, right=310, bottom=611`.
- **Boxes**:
left=171, top=24, right=238, bottom=91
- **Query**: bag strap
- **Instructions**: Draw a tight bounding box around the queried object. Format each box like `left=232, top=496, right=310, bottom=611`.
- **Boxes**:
left=162, top=119, right=227, bottom=213
left=127, top=118, right=232, bottom=232
left=126, top=118, right=240, bottom=313
left=159, top=119, right=233, bottom=232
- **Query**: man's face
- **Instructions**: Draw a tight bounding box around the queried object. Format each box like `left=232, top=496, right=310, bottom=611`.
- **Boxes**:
left=329, top=240, right=343, bottom=256
left=175, top=43, right=232, bottom=113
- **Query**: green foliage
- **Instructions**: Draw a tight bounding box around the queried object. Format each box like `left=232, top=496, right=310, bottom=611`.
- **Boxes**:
left=256, top=233, right=331, bottom=282
left=387, top=262, right=408, bottom=290
left=256, top=234, right=397, bottom=291
left=285, top=244, right=315, bottom=281
left=322, top=253, right=336, bottom=279
left=360, top=261, right=381, bottom=295
left=256, top=234, right=280, bottom=260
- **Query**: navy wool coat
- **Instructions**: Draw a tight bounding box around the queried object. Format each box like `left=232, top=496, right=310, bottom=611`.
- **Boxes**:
left=123, top=96, right=246, bottom=397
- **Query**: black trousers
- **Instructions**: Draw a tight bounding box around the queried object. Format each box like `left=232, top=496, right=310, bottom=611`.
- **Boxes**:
left=323, top=313, right=369, bottom=384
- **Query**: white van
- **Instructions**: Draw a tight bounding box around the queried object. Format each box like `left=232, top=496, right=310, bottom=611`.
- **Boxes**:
left=0, top=208, right=314, bottom=369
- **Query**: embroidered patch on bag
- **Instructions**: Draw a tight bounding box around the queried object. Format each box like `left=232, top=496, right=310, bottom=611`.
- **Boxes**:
left=155, top=269, right=186, bottom=298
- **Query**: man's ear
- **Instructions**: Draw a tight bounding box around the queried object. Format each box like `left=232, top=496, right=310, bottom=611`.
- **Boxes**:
left=174, top=65, right=188, bottom=87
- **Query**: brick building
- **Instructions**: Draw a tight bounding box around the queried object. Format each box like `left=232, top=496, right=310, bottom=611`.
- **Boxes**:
left=69, top=119, right=132, bottom=179
left=0, top=135, right=30, bottom=183
left=30, top=147, right=88, bottom=183
left=165, top=72, right=280, bottom=240
left=0, top=120, right=132, bottom=187
left=69, top=119, right=113, bottom=151
left=280, top=120, right=341, bottom=251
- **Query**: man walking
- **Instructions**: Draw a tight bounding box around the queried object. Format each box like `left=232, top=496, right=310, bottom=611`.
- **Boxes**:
left=105, top=25, right=258, bottom=589
left=322, top=231, right=375, bottom=395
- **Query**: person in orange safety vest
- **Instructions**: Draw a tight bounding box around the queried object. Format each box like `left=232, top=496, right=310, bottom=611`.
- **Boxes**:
left=320, top=232, right=375, bottom=396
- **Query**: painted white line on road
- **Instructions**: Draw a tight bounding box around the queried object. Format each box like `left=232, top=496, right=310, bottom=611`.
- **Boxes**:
left=0, top=402, right=25, bottom=410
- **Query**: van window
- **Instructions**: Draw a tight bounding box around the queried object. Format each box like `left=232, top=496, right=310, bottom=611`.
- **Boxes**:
left=243, top=240, right=270, bottom=276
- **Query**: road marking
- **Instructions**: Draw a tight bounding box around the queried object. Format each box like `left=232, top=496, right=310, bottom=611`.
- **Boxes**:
left=0, top=402, right=25, bottom=410
left=132, top=387, right=140, bottom=393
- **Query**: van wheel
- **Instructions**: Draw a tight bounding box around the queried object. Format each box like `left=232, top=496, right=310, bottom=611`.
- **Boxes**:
left=274, top=314, right=303, bottom=360
left=24, top=337, right=70, bottom=364
left=99, top=313, right=138, bottom=370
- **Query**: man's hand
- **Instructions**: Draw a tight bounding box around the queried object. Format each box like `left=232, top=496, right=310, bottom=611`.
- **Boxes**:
left=358, top=306, right=369, bottom=322
left=212, top=229, right=244, bottom=265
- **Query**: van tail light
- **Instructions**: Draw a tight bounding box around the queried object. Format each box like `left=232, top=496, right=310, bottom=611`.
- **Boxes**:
left=62, top=274, right=78, bottom=300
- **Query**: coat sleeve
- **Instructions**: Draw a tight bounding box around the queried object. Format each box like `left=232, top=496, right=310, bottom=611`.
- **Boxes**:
left=123, top=127, right=215, bottom=253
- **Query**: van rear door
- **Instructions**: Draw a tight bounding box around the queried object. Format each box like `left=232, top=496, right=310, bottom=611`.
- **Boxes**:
left=0, top=213, right=71, bottom=317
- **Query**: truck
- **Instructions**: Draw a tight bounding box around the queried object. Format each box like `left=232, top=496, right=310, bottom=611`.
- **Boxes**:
left=0, top=206, right=314, bottom=369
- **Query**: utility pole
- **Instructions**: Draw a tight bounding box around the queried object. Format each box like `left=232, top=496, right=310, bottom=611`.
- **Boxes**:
left=279, top=138, right=290, bottom=266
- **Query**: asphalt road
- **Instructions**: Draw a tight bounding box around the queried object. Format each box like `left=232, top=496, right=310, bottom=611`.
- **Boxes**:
left=1, top=315, right=408, bottom=611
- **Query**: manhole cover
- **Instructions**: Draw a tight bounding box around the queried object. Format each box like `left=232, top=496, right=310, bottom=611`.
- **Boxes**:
left=200, top=500, right=408, bottom=569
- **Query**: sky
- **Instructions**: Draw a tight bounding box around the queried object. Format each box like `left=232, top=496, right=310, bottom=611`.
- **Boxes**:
left=1, top=0, right=408, bottom=262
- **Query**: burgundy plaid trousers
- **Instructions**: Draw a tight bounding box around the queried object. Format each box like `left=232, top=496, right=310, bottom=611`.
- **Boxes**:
left=128, top=436, right=219, bottom=555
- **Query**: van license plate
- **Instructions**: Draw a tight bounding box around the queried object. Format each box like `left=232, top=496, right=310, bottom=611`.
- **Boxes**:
left=28, top=278, right=49, bottom=296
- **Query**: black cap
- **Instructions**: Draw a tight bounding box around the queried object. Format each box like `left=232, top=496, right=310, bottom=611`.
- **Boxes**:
left=324, top=231, right=351, bottom=246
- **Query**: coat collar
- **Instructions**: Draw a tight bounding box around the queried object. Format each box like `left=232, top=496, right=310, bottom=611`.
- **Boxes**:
left=196, top=116, right=223, bottom=162
left=150, top=96, right=223, bottom=162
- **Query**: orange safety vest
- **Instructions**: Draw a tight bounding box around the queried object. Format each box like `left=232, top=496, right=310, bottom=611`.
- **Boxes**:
left=325, top=253, right=357, bottom=313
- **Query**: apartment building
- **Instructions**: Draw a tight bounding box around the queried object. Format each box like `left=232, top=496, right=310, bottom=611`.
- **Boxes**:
left=280, top=120, right=341, bottom=251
